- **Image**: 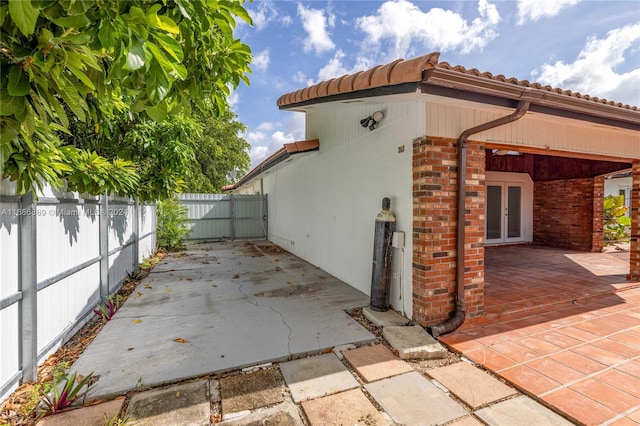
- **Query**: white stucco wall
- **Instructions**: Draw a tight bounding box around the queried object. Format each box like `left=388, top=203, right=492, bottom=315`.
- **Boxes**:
left=260, top=99, right=425, bottom=318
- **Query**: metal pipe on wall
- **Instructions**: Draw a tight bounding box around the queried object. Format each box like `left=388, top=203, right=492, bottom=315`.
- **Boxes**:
left=429, top=97, right=532, bottom=338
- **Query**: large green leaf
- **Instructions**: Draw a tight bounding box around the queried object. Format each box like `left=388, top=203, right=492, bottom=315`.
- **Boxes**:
left=98, top=21, right=118, bottom=49
left=7, top=65, right=31, bottom=96
left=65, top=51, right=96, bottom=90
left=124, top=36, right=146, bottom=71
left=57, top=81, right=86, bottom=122
left=619, top=216, right=632, bottom=227
left=152, top=33, right=184, bottom=62
left=146, top=100, right=168, bottom=121
left=146, top=60, right=169, bottom=104
left=146, top=9, right=180, bottom=34
left=51, top=13, right=90, bottom=28
left=0, top=4, right=8, bottom=27
left=8, top=0, right=38, bottom=36
left=0, top=117, right=21, bottom=143
left=0, top=89, right=26, bottom=116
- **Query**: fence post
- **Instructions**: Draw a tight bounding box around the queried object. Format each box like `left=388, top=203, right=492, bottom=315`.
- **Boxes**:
left=19, top=190, right=38, bottom=383
left=132, top=198, right=140, bottom=268
left=263, top=195, right=268, bottom=238
left=230, top=195, right=236, bottom=241
left=99, top=194, right=109, bottom=298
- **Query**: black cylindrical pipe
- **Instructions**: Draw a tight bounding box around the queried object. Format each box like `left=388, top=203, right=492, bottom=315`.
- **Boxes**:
left=370, top=197, right=396, bottom=311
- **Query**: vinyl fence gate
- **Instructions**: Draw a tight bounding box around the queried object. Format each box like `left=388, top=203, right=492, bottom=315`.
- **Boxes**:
left=177, top=194, right=267, bottom=241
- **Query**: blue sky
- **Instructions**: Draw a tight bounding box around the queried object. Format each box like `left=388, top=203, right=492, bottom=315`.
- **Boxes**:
left=232, top=0, right=640, bottom=167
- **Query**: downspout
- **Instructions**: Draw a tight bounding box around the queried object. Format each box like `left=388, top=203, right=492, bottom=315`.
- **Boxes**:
left=429, top=98, right=532, bottom=338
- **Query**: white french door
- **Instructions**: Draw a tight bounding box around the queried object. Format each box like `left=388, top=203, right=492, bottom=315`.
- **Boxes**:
left=486, top=182, right=524, bottom=244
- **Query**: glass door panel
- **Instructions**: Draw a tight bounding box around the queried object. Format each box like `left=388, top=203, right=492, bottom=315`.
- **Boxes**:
left=486, top=185, right=502, bottom=241
left=507, top=186, right=521, bottom=239
left=486, top=182, right=524, bottom=244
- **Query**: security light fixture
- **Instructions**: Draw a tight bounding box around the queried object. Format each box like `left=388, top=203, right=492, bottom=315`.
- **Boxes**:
left=360, top=111, right=384, bottom=131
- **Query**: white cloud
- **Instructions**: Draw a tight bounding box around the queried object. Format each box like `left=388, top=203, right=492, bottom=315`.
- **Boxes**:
left=356, top=0, right=500, bottom=58
left=317, top=50, right=351, bottom=81
left=246, top=131, right=266, bottom=145
left=256, top=122, right=277, bottom=132
left=253, top=49, right=270, bottom=71
left=249, top=0, right=278, bottom=31
left=297, top=4, right=336, bottom=54
left=516, top=0, right=579, bottom=26
left=311, top=50, right=374, bottom=83
left=247, top=114, right=306, bottom=168
left=228, top=89, right=239, bottom=110
left=533, top=23, right=640, bottom=106
left=285, top=112, right=306, bottom=141
left=271, top=131, right=295, bottom=145
left=281, top=15, right=293, bottom=26
left=293, top=71, right=308, bottom=84
left=250, top=146, right=269, bottom=165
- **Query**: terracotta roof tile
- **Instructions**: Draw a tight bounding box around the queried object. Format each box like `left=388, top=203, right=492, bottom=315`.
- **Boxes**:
left=301, top=86, right=311, bottom=102
left=277, top=52, right=638, bottom=120
left=371, top=59, right=403, bottom=87
left=317, top=79, right=332, bottom=97
left=353, top=67, right=378, bottom=91
left=276, top=52, right=440, bottom=107
left=340, top=73, right=356, bottom=92
left=435, top=62, right=638, bottom=111
left=390, top=54, right=439, bottom=84
left=327, top=76, right=344, bottom=95
left=284, top=139, right=320, bottom=153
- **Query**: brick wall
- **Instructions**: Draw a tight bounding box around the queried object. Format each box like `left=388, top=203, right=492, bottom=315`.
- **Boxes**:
left=533, top=177, right=603, bottom=252
left=630, top=162, right=640, bottom=280
left=592, top=176, right=604, bottom=252
left=412, top=136, right=485, bottom=326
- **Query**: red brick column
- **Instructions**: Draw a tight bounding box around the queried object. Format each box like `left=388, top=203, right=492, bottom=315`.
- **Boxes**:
left=412, top=136, right=485, bottom=325
left=592, top=176, right=604, bottom=252
left=630, top=162, right=640, bottom=280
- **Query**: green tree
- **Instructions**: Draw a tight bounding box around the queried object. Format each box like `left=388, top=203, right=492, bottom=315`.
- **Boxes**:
left=1, top=0, right=252, bottom=199
left=186, top=110, right=250, bottom=193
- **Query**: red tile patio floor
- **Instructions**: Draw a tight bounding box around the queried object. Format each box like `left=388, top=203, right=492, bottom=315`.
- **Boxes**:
left=439, top=245, right=640, bottom=426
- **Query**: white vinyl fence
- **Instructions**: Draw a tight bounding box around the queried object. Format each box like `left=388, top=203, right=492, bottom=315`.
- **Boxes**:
left=0, top=180, right=156, bottom=401
left=177, top=193, right=267, bottom=241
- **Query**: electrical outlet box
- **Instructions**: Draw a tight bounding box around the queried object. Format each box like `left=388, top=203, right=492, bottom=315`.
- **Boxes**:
left=392, top=231, right=405, bottom=248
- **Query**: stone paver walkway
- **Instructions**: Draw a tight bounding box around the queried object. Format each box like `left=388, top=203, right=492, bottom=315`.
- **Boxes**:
left=37, top=344, right=572, bottom=426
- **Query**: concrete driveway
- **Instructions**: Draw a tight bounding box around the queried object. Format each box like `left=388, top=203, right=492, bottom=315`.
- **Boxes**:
left=71, top=241, right=374, bottom=400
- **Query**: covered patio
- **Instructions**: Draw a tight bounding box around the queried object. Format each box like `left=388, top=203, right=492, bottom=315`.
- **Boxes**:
left=440, top=245, right=640, bottom=425
left=484, top=245, right=636, bottom=318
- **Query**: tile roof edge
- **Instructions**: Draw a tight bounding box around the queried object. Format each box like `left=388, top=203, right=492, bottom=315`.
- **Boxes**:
left=277, top=52, right=440, bottom=107
left=433, top=63, right=638, bottom=111
left=428, top=66, right=639, bottom=124
left=223, top=139, right=320, bottom=191
left=276, top=53, right=638, bottom=117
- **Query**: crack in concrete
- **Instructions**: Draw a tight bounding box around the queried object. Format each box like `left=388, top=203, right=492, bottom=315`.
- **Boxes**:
left=115, top=313, right=210, bottom=319
left=237, top=283, right=293, bottom=357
